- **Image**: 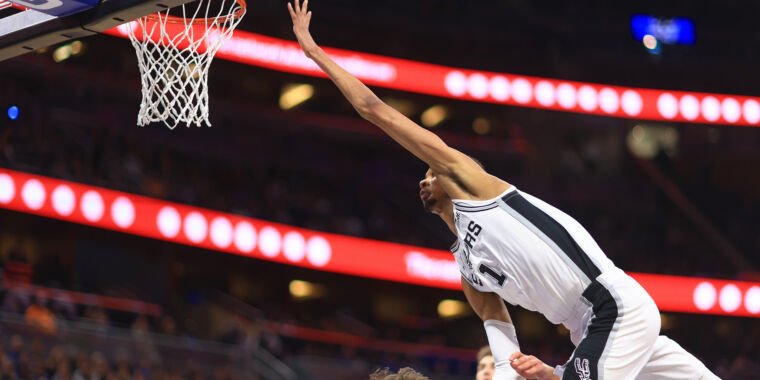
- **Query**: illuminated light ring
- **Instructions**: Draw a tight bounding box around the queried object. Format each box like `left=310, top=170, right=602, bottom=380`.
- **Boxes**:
left=21, top=179, right=46, bottom=210
left=283, top=231, right=307, bottom=262
left=679, top=95, right=700, bottom=121
left=0, top=173, right=14, bottom=204
left=466, top=73, right=489, bottom=99
left=621, top=90, right=642, bottom=116
left=52, top=185, right=76, bottom=216
left=306, top=236, right=332, bottom=267
left=210, top=217, right=234, bottom=248
left=444, top=71, right=467, bottom=96
left=718, top=284, right=742, bottom=312
left=578, top=86, right=598, bottom=111
left=259, top=226, right=282, bottom=258
left=489, top=76, right=510, bottom=101
left=111, top=196, right=135, bottom=228
left=157, top=207, right=181, bottom=238
left=693, top=282, right=717, bottom=311
left=184, top=211, right=208, bottom=243
left=511, top=78, right=533, bottom=104
left=534, top=81, right=555, bottom=107
left=657, top=93, right=678, bottom=119
left=81, top=191, right=106, bottom=222
left=598, top=88, right=619, bottom=114
left=234, top=221, right=257, bottom=253
left=701, top=96, right=721, bottom=122
left=556, top=83, right=577, bottom=109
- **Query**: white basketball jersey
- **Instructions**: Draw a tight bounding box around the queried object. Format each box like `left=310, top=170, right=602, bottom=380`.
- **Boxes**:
left=451, top=186, right=618, bottom=325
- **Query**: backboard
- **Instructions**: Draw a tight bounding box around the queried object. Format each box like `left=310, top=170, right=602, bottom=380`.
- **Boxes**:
left=0, top=0, right=193, bottom=61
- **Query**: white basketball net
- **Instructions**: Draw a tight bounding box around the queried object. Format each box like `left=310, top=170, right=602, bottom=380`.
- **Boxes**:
left=126, top=0, right=245, bottom=129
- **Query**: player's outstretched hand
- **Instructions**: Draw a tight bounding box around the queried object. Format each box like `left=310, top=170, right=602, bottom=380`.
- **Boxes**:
left=509, top=352, right=559, bottom=380
left=287, top=0, right=318, bottom=57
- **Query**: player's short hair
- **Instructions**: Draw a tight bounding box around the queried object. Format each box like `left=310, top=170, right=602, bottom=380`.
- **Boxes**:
left=369, top=367, right=430, bottom=380
left=477, top=345, right=493, bottom=362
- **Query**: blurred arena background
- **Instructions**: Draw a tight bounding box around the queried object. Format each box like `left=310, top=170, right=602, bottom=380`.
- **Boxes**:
left=0, top=0, right=759, bottom=379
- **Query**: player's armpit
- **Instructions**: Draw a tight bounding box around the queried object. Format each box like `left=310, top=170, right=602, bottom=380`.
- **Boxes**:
left=460, top=276, right=511, bottom=322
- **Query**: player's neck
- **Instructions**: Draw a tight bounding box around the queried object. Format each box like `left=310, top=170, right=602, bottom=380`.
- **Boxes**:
left=437, top=203, right=456, bottom=235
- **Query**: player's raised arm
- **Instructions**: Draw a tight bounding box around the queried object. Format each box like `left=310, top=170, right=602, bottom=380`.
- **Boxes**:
left=288, top=0, right=505, bottom=199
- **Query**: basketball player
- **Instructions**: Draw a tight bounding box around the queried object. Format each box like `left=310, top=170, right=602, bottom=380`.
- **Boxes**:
left=479, top=346, right=556, bottom=380
left=288, top=1, right=719, bottom=379
left=369, top=367, right=429, bottom=380
left=476, top=346, right=496, bottom=380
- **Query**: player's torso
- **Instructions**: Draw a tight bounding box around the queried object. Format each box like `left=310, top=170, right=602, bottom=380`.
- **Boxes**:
left=451, top=187, right=617, bottom=325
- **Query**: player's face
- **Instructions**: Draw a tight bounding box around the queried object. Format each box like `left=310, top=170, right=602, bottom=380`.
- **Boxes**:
left=419, top=168, right=447, bottom=213
left=476, top=355, right=494, bottom=380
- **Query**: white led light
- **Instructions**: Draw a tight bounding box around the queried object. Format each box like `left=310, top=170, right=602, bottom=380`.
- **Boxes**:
left=511, top=78, right=532, bottom=104
left=679, top=95, right=700, bottom=120
left=283, top=232, right=306, bottom=262
left=183, top=211, right=208, bottom=243
left=599, top=88, right=619, bottom=114
left=657, top=93, right=678, bottom=119
left=80, top=191, right=104, bottom=222
left=21, top=179, right=45, bottom=210
left=693, top=282, right=716, bottom=311
left=489, top=76, right=510, bottom=101
left=578, top=86, right=598, bottom=111
left=556, top=83, right=577, bottom=109
left=259, top=226, right=282, bottom=258
left=745, top=286, right=760, bottom=314
left=467, top=73, right=489, bottom=99
left=210, top=217, right=233, bottom=248
left=306, top=236, right=332, bottom=267
left=0, top=174, right=16, bottom=204
left=621, top=90, right=642, bottom=116
left=52, top=185, right=75, bottom=216
left=718, top=284, right=741, bottom=312
left=742, top=99, right=760, bottom=124
left=234, top=221, right=257, bottom=253
left=444, top=71, right=467, bottom=96
left=534, top=81, right=555, bottom=107
left=157, top=207, right=181, bottom=238
left=111, top=196, right=135, bottom=228
left=721, top=98, right=741, bottom=123
left=701, top=96, right=721, bottom=122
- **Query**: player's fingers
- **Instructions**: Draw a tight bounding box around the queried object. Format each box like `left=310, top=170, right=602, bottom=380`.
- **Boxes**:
left=294, top=0, right=300, bottom=13
left=524, top=361, right=543, bottom=376
left=509, top=352, right=524, bottom=363
left=516, top=356, right=537, bottom=371
left=287, top=3, right=296, bottom=19
left=302, top=0, right=309, bottom=14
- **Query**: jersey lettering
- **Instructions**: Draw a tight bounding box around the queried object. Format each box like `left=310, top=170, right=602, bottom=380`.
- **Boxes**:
left=467, top=221, right=482, bottom=235
left=478, top=263, right=507, bottom=287
left=464, top=221, right=482, bottom=249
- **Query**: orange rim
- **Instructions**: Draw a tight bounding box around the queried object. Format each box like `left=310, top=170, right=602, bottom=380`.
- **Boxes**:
left=144, top=0, right=246, bottom=24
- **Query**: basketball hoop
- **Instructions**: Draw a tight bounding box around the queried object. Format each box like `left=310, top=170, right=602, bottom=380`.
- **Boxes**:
left=126, top=0, right=246, bottom=129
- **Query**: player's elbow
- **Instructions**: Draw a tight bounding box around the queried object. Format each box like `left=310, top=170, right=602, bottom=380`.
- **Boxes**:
left=355, top=96, right=386, bottom=121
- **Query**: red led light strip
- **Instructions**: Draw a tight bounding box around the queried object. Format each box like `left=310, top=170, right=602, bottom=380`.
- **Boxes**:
left=0, top=168, right=758, bottom=318
left=6, top=2, right=760, bottom=127
left=101, top=23, right=760, bottom=127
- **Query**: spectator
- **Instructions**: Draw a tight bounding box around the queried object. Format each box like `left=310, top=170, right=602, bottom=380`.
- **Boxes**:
left=24, top=295, right=57, bottom=334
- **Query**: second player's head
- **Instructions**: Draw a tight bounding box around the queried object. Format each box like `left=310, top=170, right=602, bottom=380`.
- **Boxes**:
left=476, top=346, right=494, bottom=380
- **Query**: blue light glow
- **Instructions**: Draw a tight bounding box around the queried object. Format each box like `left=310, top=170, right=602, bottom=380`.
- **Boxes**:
left=7, top=106, right=19, bottom=121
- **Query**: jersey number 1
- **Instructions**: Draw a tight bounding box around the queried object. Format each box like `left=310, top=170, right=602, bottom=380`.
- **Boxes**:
left=478, top=264, right=506, bottom=287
